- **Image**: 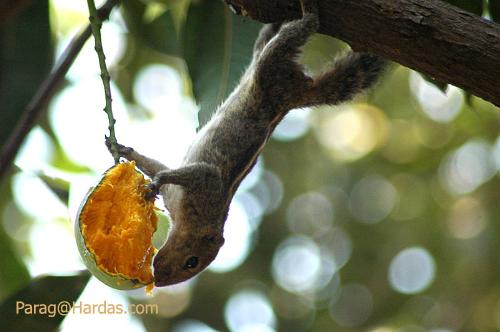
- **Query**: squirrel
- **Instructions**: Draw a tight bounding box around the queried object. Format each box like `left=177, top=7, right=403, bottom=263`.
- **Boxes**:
left=108, top=0, right=387, bottom=286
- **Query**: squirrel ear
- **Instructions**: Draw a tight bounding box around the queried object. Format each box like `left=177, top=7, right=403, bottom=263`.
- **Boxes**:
left=202, top=234, right=225, bottom=247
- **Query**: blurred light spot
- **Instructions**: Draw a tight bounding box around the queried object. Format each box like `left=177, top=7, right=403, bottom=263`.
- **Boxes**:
left=144, top=3, right=168, bottom=23
left=67, top=173, right=106, bottom=225
left=59, top=21, right=125, bottom=82
left=235, top=192, right=264, bottom=230
left=270, top=286, right=315, bottom=321
left=412, top=119, right=453, bottom=149
left=329, top=284, right=373, bottom=327
left=428, top=302, right=458, bottom=325
left=224, top=289, right=276, bottom=332
left=439, top=139, right=496, bottom=195
left=28, top=222, right=84, bottom=276
left=447, top=197, right=487, bottom=239
left=410, top=72, right=462, bottom=123
left=390, top=174, right=427, bottom=221
left=314, top=104, right=388, bottom=162
left=388, top=247, right=436, bottom=294
left=369, top=328, right=397, bottom=332
left=61, top=277, right=145, bottom=332
left=124, top=97, right=198, bottom=169
left=494, top=297, right=500, bottom=329
left=400, top=326, right=427, bottom=332
left=493, top=135, right=500, bottom=172
left=286, top=191, right=333, bottom=235
left=2, top=202, right=31, bottom=242
left=316, top=227, right=353, bottom=270
left=238, top=324, right=276, bottom=332
left=15, top=127, right=54, bottom=172
left=129, top=277, right=192, bottom=301
left=429, top=329, right=455, bottom=332
left=172, top=320, right=218, bottom=332
left=50, top=0, right=89, bottom=38
left=314, top=271, right=341, bottom=306
left=239, top=157, right=264, bottom=192
left=209, top=201, right=251, bottom=273
left=51, top=0, right=108, bottom=14
left=314, top=250, right=338, bottom=293
left=133, top=64, right=182, bottom=115
left=172, top=320, right=217, bottom=332
left=250, top=170, right=284, bottom=215
left=272, top=236, right=322, bottom=294
left=11, top=172, right=68, bottom=222
left=49, top=78, right=129, bottom=170
left=147, top=285, right=191, bottom=318
left=272, top=108, right=311, bottom=141
left=383, top=120, right=420, bottom=163
left=349, top=174, right=397, bottom=224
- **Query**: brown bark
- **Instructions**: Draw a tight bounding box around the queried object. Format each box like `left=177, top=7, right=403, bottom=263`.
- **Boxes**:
left=225, top=0, right=500, bottom=107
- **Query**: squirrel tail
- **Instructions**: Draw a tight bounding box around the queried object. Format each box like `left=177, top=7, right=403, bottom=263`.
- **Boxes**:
left=299, top=53, right=387, bottom=108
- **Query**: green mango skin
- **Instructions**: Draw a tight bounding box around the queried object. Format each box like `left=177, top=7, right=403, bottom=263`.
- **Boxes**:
left=74, top=166, right=170, bottom=291
left=75, top=183, right=146, bottom=290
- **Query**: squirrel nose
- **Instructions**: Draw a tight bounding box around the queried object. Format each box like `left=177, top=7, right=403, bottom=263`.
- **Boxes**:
left=153, top=256, right=173, bottom=286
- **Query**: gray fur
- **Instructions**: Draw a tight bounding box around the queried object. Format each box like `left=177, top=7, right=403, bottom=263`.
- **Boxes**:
left=110, top=0, right=387, bottom=286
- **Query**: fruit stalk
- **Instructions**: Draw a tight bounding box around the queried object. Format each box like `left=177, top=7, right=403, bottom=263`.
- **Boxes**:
left=86, top=0, right=119, bottom=164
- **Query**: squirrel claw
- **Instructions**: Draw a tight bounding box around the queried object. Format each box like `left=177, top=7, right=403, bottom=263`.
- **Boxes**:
left=145, top=182, right=159, bottom=201
left=105, top=138, right=133, bottom=158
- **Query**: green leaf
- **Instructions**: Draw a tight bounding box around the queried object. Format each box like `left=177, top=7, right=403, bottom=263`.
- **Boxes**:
left=490, top=0, right=500, bottom=22
left=141, top=10, right=181, bottom=55
left=0, top=0, right=52, bottom=151
left=139, top=0, right=184, bottom=5
left=37, top=173, right=70, bottom=205
left=120, top=0, right=148, bottom=36
left=445, top=0, right=483, bottom=15
left=121, top=0, right=181, bottom=56
left=183, top=1, right=260, bottom=127
left=0, top=180, right=31, bottom=301
left=0, top=272, right=90, bottom=332
left=0, top=227, right=30, bottom=301
left=144, top=2, right=168, bottom=23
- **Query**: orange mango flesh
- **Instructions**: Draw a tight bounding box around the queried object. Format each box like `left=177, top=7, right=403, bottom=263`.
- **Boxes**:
left=79, top=161, right=157, bottom=286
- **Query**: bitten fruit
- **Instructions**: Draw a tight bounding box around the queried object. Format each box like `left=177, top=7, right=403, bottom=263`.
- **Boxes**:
left=75, top=161, right=158, bottom=290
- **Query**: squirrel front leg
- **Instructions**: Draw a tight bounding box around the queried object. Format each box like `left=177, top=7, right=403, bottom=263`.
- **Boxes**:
left=105, top=140, right=168, bottom=178
left=149, top=163, right=220, bottom=191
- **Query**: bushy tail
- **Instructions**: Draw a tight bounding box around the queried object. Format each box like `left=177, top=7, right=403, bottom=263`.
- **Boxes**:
left=301, top=53, right=387, bottom=107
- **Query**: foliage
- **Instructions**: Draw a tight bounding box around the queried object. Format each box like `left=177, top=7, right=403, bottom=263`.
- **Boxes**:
left=0, top=273, right=90, bottom=332
left=1, top=0, right=500, bottom=331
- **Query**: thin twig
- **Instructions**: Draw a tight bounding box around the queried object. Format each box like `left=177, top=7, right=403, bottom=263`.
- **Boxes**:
left=86, top=0, right=120, bottom=164
left=0, top=0, right=119, bottom=182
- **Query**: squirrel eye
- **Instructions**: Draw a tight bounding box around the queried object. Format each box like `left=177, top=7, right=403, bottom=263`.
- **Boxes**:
left=183, top=256, right=199, bottom=270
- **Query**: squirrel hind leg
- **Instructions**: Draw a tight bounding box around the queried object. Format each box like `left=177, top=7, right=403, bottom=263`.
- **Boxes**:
left=303, top=53, right=387, bottom=107
left=252, top=0, right=318, bottom=58
left=253, top=3, right=319, bottom=100
left=253, top=23, right=282, bottom=58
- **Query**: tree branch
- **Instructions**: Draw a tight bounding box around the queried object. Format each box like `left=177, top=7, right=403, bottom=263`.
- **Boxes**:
left=0, top=0, right=119, bottom=182
left=225, top=0, right=500, bottom=107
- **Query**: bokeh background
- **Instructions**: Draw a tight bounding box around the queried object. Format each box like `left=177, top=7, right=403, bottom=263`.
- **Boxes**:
left=1, top=0, right=500, bottom=331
